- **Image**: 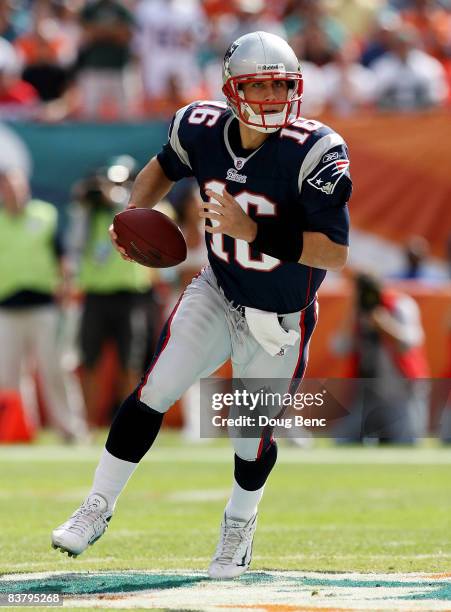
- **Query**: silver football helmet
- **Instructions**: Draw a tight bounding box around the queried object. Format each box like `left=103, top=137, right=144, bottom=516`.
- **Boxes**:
left=222, top=31, right=303, bottom=133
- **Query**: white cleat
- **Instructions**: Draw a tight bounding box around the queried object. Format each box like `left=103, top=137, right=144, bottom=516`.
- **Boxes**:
left=208, top=513, right=257, bottom=579
left=51, top=493, right=112, bottom=557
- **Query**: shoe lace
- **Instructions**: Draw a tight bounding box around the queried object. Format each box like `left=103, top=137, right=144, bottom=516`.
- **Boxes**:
left=68, top=499, right=108, bottom=537
left=215, top=523, right=248, bottom=564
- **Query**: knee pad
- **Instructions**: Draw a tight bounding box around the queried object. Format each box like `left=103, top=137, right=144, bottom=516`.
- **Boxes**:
left=106, top=390, right=163, bottom=463
left=234, top=440, right=278, bottom=491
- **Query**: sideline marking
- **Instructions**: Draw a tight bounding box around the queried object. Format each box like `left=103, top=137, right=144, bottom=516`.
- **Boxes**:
left=0, top=570, right=450, bottom=611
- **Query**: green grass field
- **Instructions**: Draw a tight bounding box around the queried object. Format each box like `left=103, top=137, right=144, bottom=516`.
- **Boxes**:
left=0, top=433, right=450, bottom=576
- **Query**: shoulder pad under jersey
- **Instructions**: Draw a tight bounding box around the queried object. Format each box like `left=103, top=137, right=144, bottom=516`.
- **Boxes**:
left=276, top=118, right=348, bottom=193
left=168, top=100, right=229, bottom=169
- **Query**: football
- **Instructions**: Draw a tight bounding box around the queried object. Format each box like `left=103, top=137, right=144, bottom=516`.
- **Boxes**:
left=113, top=208, right=187, bottom=268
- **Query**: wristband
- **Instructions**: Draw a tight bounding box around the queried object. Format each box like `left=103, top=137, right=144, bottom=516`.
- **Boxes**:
left=250, top=220, right=303, bottom=263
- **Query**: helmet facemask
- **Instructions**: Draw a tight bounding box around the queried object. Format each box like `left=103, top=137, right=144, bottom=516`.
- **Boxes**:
left=223, top=73, right=303, bottom=133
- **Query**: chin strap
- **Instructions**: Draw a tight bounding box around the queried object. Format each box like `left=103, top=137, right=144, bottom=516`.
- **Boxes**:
left=240, top=100, right=289, bottom=133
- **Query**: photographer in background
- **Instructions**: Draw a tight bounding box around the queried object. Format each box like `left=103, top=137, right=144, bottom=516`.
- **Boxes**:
left=332, top=272, right=430, bottom=443
left=0, top=167, right=87, bottom=442
left=67, top=157, right=155, bottom=426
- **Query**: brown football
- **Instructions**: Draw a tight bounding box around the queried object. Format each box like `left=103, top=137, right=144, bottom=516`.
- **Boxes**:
left=113, top=208, right=187, bottom=268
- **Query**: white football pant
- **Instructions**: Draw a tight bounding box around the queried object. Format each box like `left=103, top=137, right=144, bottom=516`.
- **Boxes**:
left=138, top=266, right=318, bottom=460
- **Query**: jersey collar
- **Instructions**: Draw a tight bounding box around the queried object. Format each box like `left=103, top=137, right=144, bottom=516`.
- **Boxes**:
left=224, top=116, right=268, bottom=171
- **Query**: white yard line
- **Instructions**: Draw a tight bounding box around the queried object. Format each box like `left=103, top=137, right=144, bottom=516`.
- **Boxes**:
left=1, top=446, right=451, bottom=465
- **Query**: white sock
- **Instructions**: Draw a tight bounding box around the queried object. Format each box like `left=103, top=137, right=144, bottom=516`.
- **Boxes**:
left=225, top=480, right=265, bottom=522
left=89, top=448, right=138, bottom=511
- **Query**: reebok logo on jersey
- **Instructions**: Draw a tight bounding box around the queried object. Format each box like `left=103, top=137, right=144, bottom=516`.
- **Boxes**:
left=227, top=168, right=247, bottom=184
left=322, top=151, right=340, bottom=163
left=307, top=159, right=350, bottom=195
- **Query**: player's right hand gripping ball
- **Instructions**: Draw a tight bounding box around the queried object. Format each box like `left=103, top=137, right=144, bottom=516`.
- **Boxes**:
left=113, top=208, right=187, bottom=268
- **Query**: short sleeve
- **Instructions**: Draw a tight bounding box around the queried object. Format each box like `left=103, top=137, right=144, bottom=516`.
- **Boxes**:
left=156, top=105, right=194, bottom=182
left=300, top=144, right=352, bottom=246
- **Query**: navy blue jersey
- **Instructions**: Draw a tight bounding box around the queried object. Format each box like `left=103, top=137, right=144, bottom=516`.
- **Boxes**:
left=157, top=101, right=351, bottom=313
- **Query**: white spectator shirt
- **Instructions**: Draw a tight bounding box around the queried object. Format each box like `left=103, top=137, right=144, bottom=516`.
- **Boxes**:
left=322, top=61, right=376, bottom=115
left=133, top=0, right=207, bottom=98
left=371, top=49, right=448, bottom=109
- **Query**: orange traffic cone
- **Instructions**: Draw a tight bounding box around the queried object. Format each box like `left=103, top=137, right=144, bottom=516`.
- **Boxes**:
left=0, top=389, right=35, bottom=443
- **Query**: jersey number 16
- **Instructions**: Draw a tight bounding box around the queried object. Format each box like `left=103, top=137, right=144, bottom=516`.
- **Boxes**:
left=204, top=180, right=280, bottom=272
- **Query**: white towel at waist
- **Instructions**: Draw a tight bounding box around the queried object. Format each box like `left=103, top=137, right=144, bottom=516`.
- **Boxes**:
left=244, top=307, right=300, bottom=357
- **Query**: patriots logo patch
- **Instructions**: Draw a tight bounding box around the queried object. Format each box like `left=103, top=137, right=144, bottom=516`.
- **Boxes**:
left=307, top=159, right=350, bottom=195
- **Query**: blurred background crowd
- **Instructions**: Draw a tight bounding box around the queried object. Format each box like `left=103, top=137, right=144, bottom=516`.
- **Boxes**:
left=0, top=0, right=449, bottom=446
left=0, top=0, right=449, bottom=121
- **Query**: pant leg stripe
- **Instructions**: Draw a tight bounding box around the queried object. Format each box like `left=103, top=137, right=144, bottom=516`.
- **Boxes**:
left=136, top=270, right=204, bottom=399
left=289, top=299, right=318, bottom=392
left=291, top=309, right=306, bottom=385
left=137, top=294, right=183, bottom=400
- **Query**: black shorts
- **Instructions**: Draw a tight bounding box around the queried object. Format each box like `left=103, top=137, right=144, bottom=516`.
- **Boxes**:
left=80, top=292, right=146, bottom=370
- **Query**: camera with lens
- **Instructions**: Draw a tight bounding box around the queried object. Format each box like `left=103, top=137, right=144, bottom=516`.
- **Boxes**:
left=73, top=174, right=114, bottom=209
left=73, top=156, right=138, bottom=210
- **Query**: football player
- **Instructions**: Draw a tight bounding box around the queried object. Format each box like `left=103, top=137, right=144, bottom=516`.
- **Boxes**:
left=52, top=31, right=351, bottom=578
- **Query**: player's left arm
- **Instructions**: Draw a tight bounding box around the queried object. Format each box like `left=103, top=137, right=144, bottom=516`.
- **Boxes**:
left=296, top=146, right=351, bottom=270
left=299, top=232, right=348, bottom=270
